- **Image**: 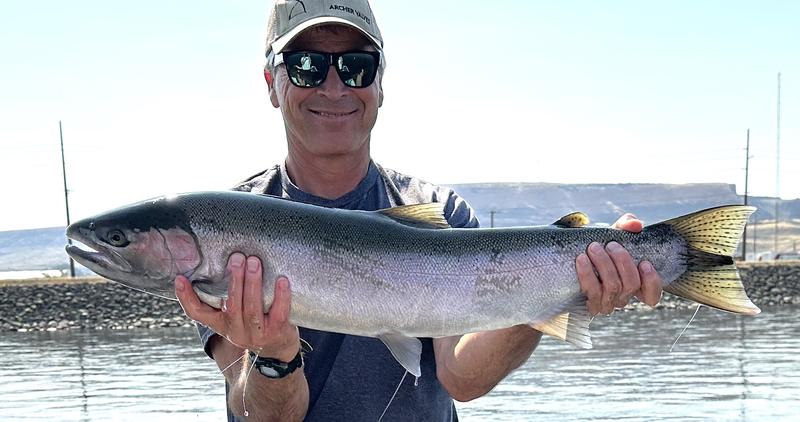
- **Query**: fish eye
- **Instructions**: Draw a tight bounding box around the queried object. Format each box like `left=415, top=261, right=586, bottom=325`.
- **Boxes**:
left=105, top=229, right=130, bottom=247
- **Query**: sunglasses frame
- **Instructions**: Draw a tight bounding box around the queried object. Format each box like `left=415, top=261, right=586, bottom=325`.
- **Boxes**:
left=272, top=50, right=381, bottom=88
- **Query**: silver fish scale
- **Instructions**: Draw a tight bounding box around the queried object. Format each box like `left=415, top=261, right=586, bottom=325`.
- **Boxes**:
left=174, top=192, right=690, bottom=339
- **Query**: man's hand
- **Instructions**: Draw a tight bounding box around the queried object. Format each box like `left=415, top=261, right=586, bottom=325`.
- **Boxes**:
left=576, top=213, right=662, bottom=315
left=175, top=253, right=309, bottom=420
left=175, top=253, right=300, bottom=361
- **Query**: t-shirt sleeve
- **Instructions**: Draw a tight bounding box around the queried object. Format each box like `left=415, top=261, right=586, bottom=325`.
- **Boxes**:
left=197, top=322, right=217, bottom=359
left=440, top=188, right=480, bottom=229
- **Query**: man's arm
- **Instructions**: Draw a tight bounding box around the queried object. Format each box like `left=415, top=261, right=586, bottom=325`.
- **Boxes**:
left=176, top=254, right=308, bottom=421
left=434, top=214, right=663, bottom=402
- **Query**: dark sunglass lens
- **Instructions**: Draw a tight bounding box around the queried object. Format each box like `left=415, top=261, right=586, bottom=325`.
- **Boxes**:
left=284, top=52, right=327, bottom=87
left=336, top=53, right=378, bottom=87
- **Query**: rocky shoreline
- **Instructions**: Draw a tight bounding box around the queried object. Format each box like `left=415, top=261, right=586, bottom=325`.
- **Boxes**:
left=1, top=262, right=798, bottom=332
left=0, top=278, right=192, bottom=332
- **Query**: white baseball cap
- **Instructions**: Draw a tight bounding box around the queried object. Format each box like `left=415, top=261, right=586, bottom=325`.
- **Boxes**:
left=266, top=0, right=383, bottom=59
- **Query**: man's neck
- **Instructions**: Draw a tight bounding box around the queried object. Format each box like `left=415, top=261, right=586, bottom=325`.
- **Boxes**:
left=284, top=152, right=371, bottom=200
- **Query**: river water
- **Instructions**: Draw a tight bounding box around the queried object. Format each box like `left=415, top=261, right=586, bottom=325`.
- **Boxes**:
left=1, top=306, right=797, bottom=421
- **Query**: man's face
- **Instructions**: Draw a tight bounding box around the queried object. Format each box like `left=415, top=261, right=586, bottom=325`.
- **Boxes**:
left=268, top=25, right=383, bottom=159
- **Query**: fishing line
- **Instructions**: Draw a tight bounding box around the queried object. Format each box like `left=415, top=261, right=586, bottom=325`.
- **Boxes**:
left=377, top=370, right=409, bottom=422
left=218, top=352, right=246, bottom=374
left=241, top=349, right=260, bottom=417
left=670, top=305, right=703, bottom=352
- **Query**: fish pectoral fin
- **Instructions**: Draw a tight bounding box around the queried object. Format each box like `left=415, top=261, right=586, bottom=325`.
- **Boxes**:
left=376, top=203, right=451, bottom=229
left=529, top=297, right=592, bottom=349
left=377, top=332, right=423, bottom=378
left=191, top=278, right=227, bottom=297
left=552, top=212, right=590, bottom=228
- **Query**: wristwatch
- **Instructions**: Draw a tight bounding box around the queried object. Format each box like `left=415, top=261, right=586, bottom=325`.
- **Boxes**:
left=249, top=339, right=312, bottom=379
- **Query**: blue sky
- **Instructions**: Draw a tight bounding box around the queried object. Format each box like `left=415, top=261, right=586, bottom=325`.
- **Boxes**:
left=1, top=0, right=798, bottom=231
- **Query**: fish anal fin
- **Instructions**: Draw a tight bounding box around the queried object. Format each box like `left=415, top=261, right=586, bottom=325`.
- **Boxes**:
left=377, top=203, right=451, bottom=229
left=529, top=297, right=593, bottom=349
left=553, top=212, right=590, bottom=228
left=377, top=332, right=423, bottom=377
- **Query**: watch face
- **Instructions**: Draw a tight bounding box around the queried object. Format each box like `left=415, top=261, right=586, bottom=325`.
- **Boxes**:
left=259, top=366, right=282, bottom=378
left=250, top=349, right=302, bottom=379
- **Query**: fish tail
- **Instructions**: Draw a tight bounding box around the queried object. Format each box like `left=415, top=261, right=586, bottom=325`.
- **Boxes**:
left=659, top=205, right=760, bottom=315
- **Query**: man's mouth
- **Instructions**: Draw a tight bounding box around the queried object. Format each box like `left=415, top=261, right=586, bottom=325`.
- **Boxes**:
left=310, top=109, right=357, bottom=118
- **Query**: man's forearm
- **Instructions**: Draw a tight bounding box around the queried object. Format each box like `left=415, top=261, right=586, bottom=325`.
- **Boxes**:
left=434, top=326, right=542, bottom=402
left=211, top=336, right=309, bottom=421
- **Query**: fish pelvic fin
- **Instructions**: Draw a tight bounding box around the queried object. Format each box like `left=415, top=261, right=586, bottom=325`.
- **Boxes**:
left=530, top=296, right=592, bottom=349
left=376, top=203, right=451, bottom=229
left=377, top=331, right=423, bottom=378
left=659, top=205, right=760, bottom=315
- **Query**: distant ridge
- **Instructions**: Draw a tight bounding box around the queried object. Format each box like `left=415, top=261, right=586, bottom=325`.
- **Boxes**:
left=2, top=183, right=799, bottom=272
left=451, top=183, right=799, bottom=227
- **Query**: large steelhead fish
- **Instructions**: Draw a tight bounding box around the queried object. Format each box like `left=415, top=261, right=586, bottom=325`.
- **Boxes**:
left=65, top=191, right=759, bottom=377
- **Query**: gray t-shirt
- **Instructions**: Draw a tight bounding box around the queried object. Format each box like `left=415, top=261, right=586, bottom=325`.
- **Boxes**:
left=198, top=161, right=479, bottom=421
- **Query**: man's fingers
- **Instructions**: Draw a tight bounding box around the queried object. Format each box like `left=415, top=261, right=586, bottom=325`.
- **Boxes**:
left=267, top=277, right=292, bottom=326
left=606, top=242, right=641, bottom=308
left=224, top=253, right=246, bottom=316
left=174, top=276, right=224, bottom=331
left=576, top=253, right=602, bottom=316
left=242, top=256, right=265, bottom=331
left=612, top=213, right=643, bottom=233
left=587, top=242, right=621, bottom=314
left=637, top=261, right=663, bottom=306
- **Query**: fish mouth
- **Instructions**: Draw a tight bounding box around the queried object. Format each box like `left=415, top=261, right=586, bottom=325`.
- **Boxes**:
left=65, top=225, right=133, bottom=274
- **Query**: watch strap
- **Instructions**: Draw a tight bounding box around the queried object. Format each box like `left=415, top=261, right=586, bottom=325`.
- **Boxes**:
left=248, top=339, right=312, bottom=379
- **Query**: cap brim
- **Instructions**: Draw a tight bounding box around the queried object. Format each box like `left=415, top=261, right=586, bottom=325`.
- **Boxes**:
left=270, top=16, right=382, bottom=55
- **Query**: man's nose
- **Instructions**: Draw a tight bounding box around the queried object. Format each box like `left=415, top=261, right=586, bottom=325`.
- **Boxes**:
left=317, top=65, right=347, bottom=97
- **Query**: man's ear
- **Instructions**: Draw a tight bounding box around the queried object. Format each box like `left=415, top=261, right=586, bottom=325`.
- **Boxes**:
left=264, top=70, right=280, bottom=108
left=378, top=81, right=384, bottom=107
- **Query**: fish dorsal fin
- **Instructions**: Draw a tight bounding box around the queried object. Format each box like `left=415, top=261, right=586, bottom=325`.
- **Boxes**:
left=377, top=203, right=451, bottom=229
left=553, top=212, right=590, bottom=228
left=377, top=331, right=423, bottom=377
left=529, top=296, right=592, bottom=349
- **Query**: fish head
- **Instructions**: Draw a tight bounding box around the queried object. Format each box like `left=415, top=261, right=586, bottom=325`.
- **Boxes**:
left=65, top=196, right=202, bottom=300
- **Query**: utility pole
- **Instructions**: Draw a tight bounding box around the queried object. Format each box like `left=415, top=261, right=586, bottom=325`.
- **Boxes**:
left=774, top=72, right=781, bottom=257
left=490, top=210, right=496, bottom=228
left=742, top=129, right=750, bottom=261
left=752, top=221, right=757, bottom=260
left=60, top=121, right=75, bottom=278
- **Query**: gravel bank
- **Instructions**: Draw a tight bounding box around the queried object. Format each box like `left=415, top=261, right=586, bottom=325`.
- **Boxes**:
left=1, top=262, right=798, bottom=332
left=0, top=279, right=191, bottom=332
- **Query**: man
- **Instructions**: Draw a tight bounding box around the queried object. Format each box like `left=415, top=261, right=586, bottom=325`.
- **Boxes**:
left=175, top=1, right=663, bottom=421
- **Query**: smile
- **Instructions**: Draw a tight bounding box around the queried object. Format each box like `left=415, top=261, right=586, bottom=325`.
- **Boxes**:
left=310, top=109, right=357, bottom=118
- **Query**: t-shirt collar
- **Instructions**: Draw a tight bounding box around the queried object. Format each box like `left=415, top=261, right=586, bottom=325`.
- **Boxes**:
left=280, top=160, right=379, bottom=208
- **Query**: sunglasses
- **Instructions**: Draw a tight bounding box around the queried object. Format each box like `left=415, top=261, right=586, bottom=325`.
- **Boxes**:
left=273, top=50, right=381, bottom=88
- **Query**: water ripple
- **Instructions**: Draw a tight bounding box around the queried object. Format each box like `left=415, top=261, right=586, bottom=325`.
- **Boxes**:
left=0, top=306, right=797, bottom=421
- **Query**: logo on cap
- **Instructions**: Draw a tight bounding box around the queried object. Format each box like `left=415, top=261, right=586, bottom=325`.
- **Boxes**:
left=288, top=0, right=307, bottom=20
